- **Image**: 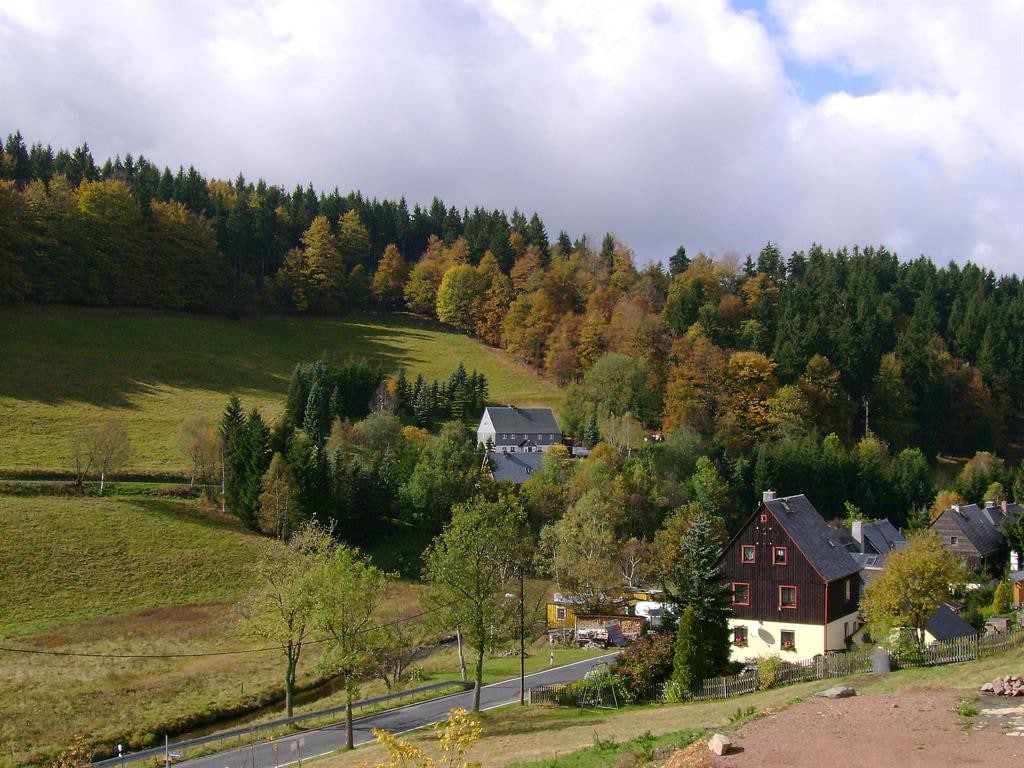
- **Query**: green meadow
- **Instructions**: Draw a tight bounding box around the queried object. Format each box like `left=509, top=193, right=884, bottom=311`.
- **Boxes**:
left=0, top=306, right=564, bottom=473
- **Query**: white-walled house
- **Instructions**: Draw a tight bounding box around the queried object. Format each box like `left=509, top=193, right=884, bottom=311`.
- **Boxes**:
left=477, top=406, right=562, bottom=453
left=719, top=492, right=863, bottom=662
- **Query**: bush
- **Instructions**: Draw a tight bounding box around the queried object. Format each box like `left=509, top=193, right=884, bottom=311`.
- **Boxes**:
left=612, top=634, right=674, bottom=703
left=671, top=606, right=708, bottom=697
left=993, top=581, right=1013, bottom=614
left=756, top=655, right=786, bottom=690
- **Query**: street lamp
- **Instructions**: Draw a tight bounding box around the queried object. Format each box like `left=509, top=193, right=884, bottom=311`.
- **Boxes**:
left=505, top=565, right=526, bottom=705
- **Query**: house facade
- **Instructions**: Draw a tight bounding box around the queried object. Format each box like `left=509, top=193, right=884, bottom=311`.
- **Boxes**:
left=477, top=406, right=562, bottom=453
left=929, top=500, right=1022, bottom=572
left=720, top=492, right=861, bottom=662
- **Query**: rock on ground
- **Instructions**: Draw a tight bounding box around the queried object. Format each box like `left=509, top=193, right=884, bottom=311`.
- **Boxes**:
left=707, top=733, right=731, bottom=756
left=815, top=686, right=856, bottom=699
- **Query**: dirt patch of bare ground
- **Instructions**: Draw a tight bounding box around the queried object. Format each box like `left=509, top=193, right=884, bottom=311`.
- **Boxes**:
left=685, top=686, right=1023, bottom=768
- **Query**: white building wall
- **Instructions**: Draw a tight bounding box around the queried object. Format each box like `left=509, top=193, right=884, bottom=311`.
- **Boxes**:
left=476, top=412, right=494, bottom=448
left=728, top=611, right=860, bottom=663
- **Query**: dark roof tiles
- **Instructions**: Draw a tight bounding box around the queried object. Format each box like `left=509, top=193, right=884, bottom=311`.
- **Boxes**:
left=489, top=451, right=545, bottom=485
left=764, top=495, right=861, bottom=582
left=482, top=407, right=561, bottom=435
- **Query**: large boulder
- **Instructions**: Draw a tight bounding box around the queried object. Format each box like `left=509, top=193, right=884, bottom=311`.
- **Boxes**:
left=815, top=686, right=857, bottom=699
left=708, top=733, right=732, bottom=756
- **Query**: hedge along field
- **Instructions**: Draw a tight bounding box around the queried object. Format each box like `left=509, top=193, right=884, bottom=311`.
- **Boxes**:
left=0, top=305, right=565, bottom=473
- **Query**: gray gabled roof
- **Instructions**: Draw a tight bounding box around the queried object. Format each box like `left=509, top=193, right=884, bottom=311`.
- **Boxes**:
left=925, top=602, right=976, bottom=641
left=489, top=451, right=544, bottom=485
left=859, top=519, right=907, bottom=555
left=482, top=406, right=561, bottom=435
left=764, top=495, right=861, bottom=582
left=933, top=503, right=1007, bottom=557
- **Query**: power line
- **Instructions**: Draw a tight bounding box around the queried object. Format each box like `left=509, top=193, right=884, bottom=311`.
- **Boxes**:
left=0, top=606, right=450, bottom=659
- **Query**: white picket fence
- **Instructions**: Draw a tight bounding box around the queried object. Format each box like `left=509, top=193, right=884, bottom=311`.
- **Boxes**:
left=689, top=627, right=1024, bottom=702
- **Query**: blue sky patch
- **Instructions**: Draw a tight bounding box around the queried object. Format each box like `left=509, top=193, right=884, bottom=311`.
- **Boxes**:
left=730, top=0, right=880, bottom=101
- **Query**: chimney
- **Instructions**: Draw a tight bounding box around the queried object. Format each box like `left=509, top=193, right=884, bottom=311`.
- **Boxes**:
left=762, top=490, right=775, bottom=502
left=1003, top=500, right=1009, bottom=514
left=852, top=520, right=864, bottom=546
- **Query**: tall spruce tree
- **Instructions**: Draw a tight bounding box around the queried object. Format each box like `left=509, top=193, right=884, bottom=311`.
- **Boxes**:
left=670, top=605, right=707, bottom=696
left=668, top=512, right=731, bottom=674
left=219, top=395, right=246, bottom=516
left=238, top=409, right=272, bottom=529
left=303, top=380, right=330, bottom=448
left=669, top=245, right=689, bottom=276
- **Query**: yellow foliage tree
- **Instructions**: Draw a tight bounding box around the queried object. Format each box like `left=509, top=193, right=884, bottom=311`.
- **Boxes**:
left=930, top=489, right=966, bottom=520
left=363, top=708, right=482, bottom=768
left=861, top=531, right=968, bottom=648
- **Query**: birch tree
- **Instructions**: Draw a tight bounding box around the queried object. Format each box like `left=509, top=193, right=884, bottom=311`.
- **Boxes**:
left=88, top=418, right=132, bottom=494
left=236, top=523, right=331, bottom=717
left=424, top=494, right=528, bottom=711
left=309, top=544, right=390, bottom=749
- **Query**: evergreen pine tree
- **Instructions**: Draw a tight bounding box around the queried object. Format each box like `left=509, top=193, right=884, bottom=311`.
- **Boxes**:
left=304, top=379, right=331, bottom=447
left=584, top=410, right=600, bottom=447
left=237, top=408, right=271, bottom=529
left=430, top=381, right=441, bottom=423
left=285, top=363, right=312, bottom=427
left=669, top=512, right=731, bottom=674
left=219, top=395, right=246, bottom=516
left=413, top=384, right=433, bottom=429
left=670, top=606, right=707, bottom=697
left=557, top=230, right=573, bottom=256
left=669, top=246, right=689, bottom=276
left=395, top=368, right=410, bottom=413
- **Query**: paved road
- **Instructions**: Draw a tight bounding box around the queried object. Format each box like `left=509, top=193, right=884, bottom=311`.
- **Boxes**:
left=177, top=652, right=619, bottom=768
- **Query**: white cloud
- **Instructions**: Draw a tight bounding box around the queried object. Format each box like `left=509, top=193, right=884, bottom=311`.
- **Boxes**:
left=0, top=0, right=1020, bottom=274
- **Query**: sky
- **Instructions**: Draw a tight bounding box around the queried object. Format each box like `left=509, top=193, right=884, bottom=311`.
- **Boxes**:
left=1, top=0, right=1021, bottom=275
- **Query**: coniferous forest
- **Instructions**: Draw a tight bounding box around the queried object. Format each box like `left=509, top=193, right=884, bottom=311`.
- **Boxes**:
left=2, top=130, right=1022, bottom=492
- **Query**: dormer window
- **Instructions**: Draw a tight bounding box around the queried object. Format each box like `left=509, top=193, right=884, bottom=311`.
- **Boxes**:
left=773, top=546, right=788, bottom=565
left=741, top=545, right=756, bottom=564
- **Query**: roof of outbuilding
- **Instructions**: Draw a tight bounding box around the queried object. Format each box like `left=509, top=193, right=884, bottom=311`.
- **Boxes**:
left=481, top=406, right=561, bottom=435
left=925, top=602, right=977, bottom=641
left=489, top=451, right=545, bottom=485
left=860, top=519, right=907, bottom=555
left=764, top=494, right=861, bottom=582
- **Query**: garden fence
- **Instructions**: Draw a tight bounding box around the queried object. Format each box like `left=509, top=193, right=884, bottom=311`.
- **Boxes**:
left=688, top=627, right=1024, bottom=703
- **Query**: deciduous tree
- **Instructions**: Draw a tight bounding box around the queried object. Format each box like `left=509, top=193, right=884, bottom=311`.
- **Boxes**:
left=861, top=531, right=968, bottom=648
left=424, top=495, right=528, bottom=711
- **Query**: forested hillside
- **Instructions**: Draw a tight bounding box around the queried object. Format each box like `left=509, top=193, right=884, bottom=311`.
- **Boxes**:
left=1, top=130, right=1021, bottom=462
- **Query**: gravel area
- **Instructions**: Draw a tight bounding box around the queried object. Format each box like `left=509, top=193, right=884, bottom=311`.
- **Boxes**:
left=704, top=686, right=1023, bottom=767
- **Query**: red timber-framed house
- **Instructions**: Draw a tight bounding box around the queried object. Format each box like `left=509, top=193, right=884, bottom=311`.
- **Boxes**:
left=719, top=492, right=862, bottom=661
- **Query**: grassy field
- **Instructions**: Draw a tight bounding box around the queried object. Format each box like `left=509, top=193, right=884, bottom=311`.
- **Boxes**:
left=0, top=495, right=271, bottom=638
left=317, top=644, right=1024, bottom=768
left=0, top=493, right=585, bottom=767
left=0, top=305, right=564, bottom=473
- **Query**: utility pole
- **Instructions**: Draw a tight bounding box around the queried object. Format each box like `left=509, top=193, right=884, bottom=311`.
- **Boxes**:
left=519, top=565, right=526, bottom=705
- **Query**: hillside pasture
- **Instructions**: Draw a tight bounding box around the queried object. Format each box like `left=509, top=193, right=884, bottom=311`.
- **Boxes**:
left=0, top=306, right=564, bottom=473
